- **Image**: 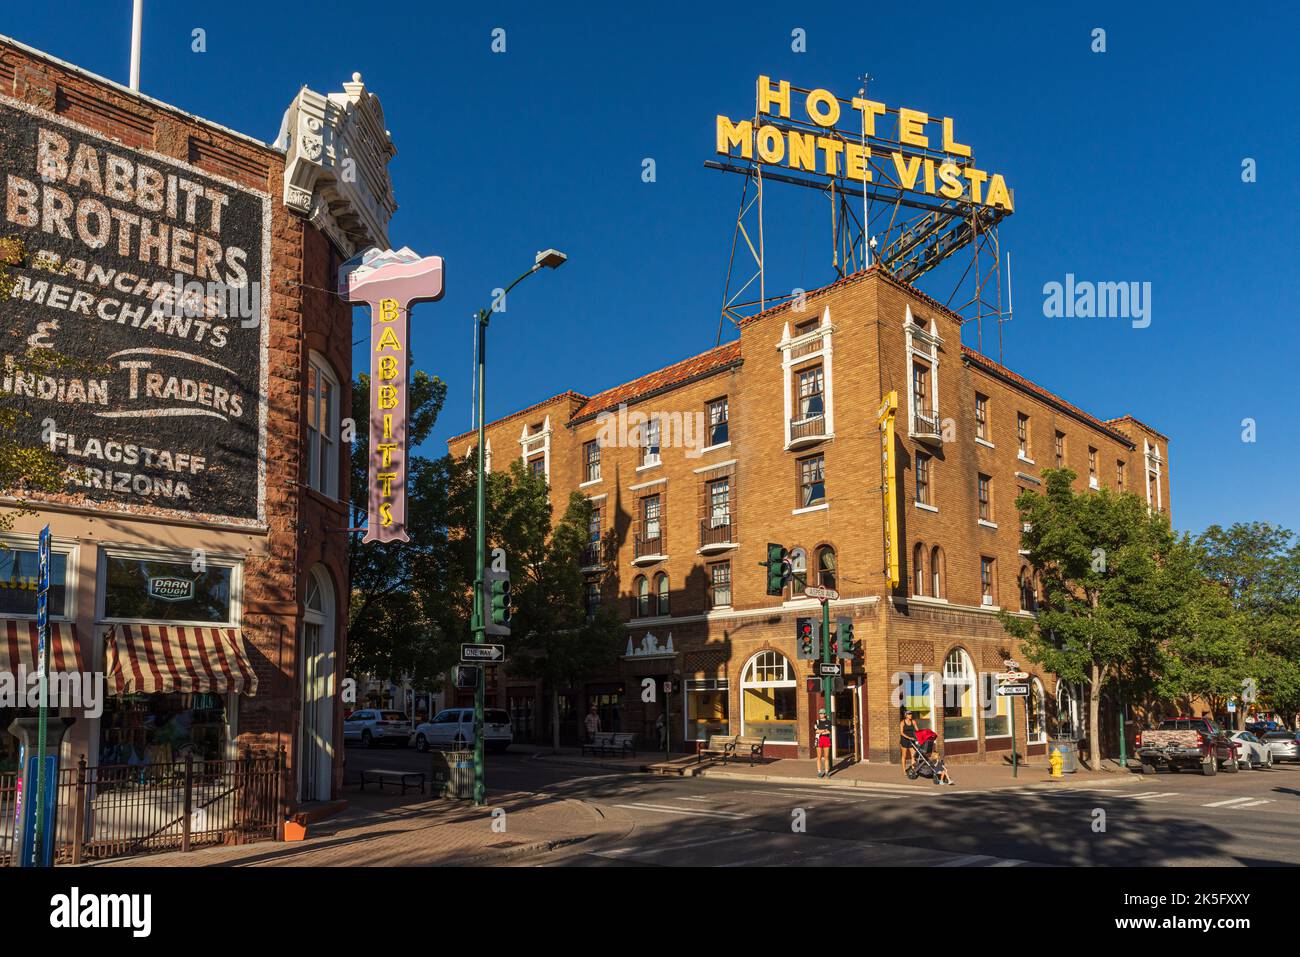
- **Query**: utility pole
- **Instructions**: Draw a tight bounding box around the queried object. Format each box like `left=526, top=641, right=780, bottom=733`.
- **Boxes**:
left=470, top=249, right=566, bottom=806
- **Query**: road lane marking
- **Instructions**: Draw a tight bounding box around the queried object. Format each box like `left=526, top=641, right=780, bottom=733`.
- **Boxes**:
left=1203, top=796, right=1256, bottom=807
left=1128, top=791, right=1180, bottom=801
left=597, top=832, right=753, bottom=859
left=612, top=802, right=751, bottom=820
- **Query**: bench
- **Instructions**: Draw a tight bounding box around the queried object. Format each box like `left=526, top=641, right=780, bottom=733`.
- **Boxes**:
left=734, top=735, right=767, bottom=766
left=360, top=768, right=426, bottom=794
left=698, top=734, right=739, bottom=763
left=581, top=732, right=637, bottom=757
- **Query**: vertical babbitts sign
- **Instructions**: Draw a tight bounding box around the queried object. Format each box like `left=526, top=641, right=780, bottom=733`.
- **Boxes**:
left=0, top=95, right=270, bottom=524
left=339, top=247, right=444, bottom=543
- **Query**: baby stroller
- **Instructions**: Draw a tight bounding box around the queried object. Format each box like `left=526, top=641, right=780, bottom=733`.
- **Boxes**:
left=905, top=727, right=947, bottom=783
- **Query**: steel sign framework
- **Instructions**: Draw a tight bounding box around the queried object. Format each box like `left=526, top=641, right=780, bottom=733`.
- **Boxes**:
left=710, top=76, right=1014, bottom=360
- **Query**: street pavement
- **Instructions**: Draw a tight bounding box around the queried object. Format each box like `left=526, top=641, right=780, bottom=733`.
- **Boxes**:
left=99, top=743, right=1300, bottom=867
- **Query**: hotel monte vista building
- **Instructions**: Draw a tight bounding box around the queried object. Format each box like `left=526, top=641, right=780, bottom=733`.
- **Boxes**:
left=449, top=267, right=1172, bottom=765
left=0, top=35, right=399, bottom=806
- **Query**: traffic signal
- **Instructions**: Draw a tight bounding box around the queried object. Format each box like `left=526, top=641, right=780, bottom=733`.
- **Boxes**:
left=836, top=616, right=855, bottom=659
left=796, top=617, right=821, bottom=660
left=483, top=564, right=512, bottom=637
left=766, top=542, right=791, bottom=596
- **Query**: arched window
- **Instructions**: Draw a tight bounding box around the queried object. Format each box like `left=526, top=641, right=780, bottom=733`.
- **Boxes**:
left=816, top=546, right=837, bottom=590
left=740, top=651, right=798, bottom=743
left=912, top=542, right=926, bottom=596
left=942, top=648, right=977, bottom=742
left=930, top=546, right=945, bottom=599
left=300, top=565, right=336, bottom=801
left=1057, top=681, right=1082, bottom=740
left=1028, top=677, right=1047, bottom=744
left=306, top=352, right=340, bottom=498
left=789, top=547, right=808, bottom=598
left=1019, top=566, right=1037, bottom=612
left=654, top=572, right=670, bottom=617
left=633, top=576, right=649, bottom=618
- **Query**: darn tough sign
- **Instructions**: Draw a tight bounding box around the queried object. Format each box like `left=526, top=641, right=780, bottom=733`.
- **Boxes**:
left=716, top=76, right=1014, bottom=213
left=0, top=95, right=269, bottom=523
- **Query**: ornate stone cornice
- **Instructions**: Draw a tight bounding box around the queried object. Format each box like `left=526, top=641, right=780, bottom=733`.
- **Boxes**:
left=277, top=72, right=397, bottom=256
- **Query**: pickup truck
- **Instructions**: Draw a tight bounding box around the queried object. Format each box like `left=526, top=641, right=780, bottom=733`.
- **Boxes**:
left=1137, top=718, right=1239, bottom=775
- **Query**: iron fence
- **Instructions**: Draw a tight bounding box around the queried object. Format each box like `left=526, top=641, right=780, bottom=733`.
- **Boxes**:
left=0, top=747, right=284, bottom=865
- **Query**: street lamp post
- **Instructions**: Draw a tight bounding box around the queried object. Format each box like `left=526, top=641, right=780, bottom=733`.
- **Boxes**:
left=471, top=248, right=566, bottom=806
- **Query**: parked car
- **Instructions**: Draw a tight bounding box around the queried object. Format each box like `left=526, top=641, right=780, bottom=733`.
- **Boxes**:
left=343, top=709, right=413, bottom=748
left=412, top=708, right=513, bottom=753
left=1227, top=731, right=1273, bottom=769
left=1263, top=731, right=1300, bottom=763
left=1136, top=717, right=1238, bottom=775
left=1246, top=721, right=1280, bottom=736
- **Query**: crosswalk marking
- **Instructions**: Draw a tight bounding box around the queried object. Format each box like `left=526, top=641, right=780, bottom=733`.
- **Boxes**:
left=1204, top=796, right=1255, bottom=808
left=612, top=802, right=751, bottom=820
left=740, top=787, right=905, bottom=802
left=598, top=832, right=753, bottom=859
left=1127, top=791, right=1180, bottom=801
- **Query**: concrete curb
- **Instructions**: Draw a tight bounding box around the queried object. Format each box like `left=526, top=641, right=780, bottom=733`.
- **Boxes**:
left=695, top=767, right=1142, bottom=792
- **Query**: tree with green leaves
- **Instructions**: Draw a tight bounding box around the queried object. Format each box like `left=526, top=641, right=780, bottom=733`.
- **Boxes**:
left=1192, top=522, right=1300, bottom=727
left=1000, top=468, right=1201, bottom=768
left=496, top=460, right=624, bottom=751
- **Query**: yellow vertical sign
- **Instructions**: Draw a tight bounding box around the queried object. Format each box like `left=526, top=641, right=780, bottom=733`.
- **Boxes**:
left=878, top=391, right=899, bottom=589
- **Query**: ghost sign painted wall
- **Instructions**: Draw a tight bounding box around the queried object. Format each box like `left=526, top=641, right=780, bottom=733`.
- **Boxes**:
left=339, top=247, right=444, bottom=543
left=0, top=95, right=270, bottom=524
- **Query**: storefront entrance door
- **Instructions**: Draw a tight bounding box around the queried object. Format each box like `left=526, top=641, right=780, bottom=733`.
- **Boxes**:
left=298, top=566, right=335, bottom=803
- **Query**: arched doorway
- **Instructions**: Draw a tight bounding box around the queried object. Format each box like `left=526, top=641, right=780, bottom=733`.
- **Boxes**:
left=299, top=566, right=336, bottom=802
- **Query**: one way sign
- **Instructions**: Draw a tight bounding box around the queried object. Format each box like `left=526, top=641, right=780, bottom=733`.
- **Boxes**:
left=460, top=643, right=506, bottom=663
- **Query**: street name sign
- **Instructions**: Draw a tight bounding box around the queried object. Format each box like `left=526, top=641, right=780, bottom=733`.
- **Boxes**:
left=460, top=643, right=505, bottom=663
left=996, top=683, right=1030, bottom=697
left=995, top=671, right=1029, bottom=681
left=804, top=585, right=839, bottom=601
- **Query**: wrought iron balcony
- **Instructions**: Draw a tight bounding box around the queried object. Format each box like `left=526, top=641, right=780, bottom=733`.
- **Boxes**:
left=789, top=413, right=827, bottom=446
left=634, top=533, right=665, bottom=560
left=699, top=518, right=735, bottom=551
left=911, top=406, right=942, bottom=443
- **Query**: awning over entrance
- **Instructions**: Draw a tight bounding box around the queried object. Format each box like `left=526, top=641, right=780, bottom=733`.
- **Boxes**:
left=104, top=625, right=259, bottom=696
left=0, top=620, right=85, bottom=674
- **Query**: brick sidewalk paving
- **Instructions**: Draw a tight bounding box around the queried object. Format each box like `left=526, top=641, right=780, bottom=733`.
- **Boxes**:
left=92, top=788, right=625, bottom=867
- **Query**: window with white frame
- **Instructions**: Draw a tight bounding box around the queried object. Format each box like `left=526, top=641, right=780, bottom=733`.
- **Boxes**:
left=583, top=440, right=601, bottom=483
left=789, top=547, right=807, bottom=598
left=307, top=353, right=340, bottom=498
left=640, top=416, right=661, bottom=467
left=740, top=651, right=798, bottom=743
left=982, top=671, right=1011, bottom=737
left=706, top=397, right=729, bottom=446
left=1028, top=677, right=1047, bottom=743
left=797, top=367, right=825, bottom=420
left=708, top=561, right=732, bottom=608
left=942, top=648, right=977, bottom=741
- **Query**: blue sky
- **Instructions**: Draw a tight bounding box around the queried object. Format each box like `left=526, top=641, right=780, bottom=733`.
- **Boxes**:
left=9, top=2, right=1298, bottom=535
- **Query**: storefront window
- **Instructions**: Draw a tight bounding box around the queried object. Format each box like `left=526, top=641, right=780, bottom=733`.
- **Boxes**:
left=1028, top=678, right=1047, bottom=743
left=982, top=672, right=1011, bottom=737
left=942, top=648, right=977, bottom=741
left=0, top=708, right=18, bottom=773
left=0, top=548, right=69, bottom=617
left=902, top=673, right=935, bottom=731
left=103, top=556, right=233, bottom=623
left=741, top=652, right=797, bottom=743
left=98, top=692, right=229, bottom=767
left=686, top=679, right=729, bottom=741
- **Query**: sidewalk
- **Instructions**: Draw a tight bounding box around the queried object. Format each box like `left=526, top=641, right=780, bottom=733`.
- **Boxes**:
left=92, top=785, right=626, bottom=868
left=518, top=743, right=1139, bottom=792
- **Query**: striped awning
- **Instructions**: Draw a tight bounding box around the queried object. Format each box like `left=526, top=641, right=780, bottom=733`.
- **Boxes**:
left=104, top=625, right=258, bottom=696
left=0, top=620, right=85, bottom=674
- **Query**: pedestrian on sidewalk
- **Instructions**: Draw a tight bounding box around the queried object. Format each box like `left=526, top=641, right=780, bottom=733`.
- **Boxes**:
left=900, top=710, right=920, bottom=776
left=933, top=751, right=954, bottom=786
left=815, top=708, right=832, bottom=777
left=655, top=712, right=666, bottom=750
left=585, top=705, right=601, bottom=742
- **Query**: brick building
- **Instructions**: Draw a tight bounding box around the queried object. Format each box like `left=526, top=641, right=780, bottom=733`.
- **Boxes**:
left=450, top=265, right=1171, bottom=765
left=0, top=36, right=397, bottom=805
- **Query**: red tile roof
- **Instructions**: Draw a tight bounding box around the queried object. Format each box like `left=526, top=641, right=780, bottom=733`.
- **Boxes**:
left=446, top=390, right=588, bottom=445
left=1105, top=415, right=1169, bottom=443
left=960, top=347, right=1138, bottom=447
left=569, top=341, right=742, bottom=422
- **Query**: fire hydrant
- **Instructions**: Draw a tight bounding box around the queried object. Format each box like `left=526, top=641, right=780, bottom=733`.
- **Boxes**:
left=1049, top=748, right=1064, bottom=778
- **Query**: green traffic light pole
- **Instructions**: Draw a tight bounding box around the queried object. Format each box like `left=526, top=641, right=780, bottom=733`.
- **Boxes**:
left=471, top=249, right=567, bottom=806
left=820, top=595, right=833, bottom=768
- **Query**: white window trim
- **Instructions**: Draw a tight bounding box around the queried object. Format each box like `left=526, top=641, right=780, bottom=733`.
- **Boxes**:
left=0, top=532, right=79, bottom=622
left=697, top=441, right=732, bottom=456
left=914, top=501, right=939, bottom=513
left=96, top=544, right=243, bottom=629
left=780, top=307, right=835, bottom=448
left=975, top=437, right=995, bottom=449
left=942, top=649, right=978, bottom=743
left=1144, top=438, right=1164, bottom=511
left=519, top=416, right=552, bottom=483
left=694, top=458, right=738, bottom=474
left=978, top=519, right=999, bottom=530
left=739, top=651, right=798, bottom=742
left=792, top=502, right=829, bottom=516
left=904, top=304, right=942, bottom=441
left=1028, top=677, right=1048, bottom=744
left=1017, top=454, right=1035, bottom=466
left=307, top=350, right=340, bottom=500
left=578, top=477, right=603, bottom=489
left=628, top=477, right=667, bottom=492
